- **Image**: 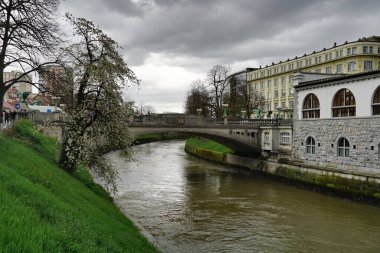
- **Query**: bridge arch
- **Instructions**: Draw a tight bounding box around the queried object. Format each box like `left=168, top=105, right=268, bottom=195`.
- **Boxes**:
left=129, top=126, right=262, bottom=158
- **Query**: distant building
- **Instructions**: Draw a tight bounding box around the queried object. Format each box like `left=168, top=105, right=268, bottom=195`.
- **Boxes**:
left=38, top=64, right=72, bottom=108
left=38, top=64, right=65, bottom=97
left=292, top=70, right=380, bottom=173
left=246, top=36, right=380, bottom=118
left=2, top=71, right=32, bottom=107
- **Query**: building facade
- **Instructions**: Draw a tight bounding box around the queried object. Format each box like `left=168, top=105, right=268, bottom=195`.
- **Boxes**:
left=292, top=70, right=380, bottom=174
left=3, top=71, right=32, bottom=105
left=38, top=64, right=65, bottom=98
left=246, top=36, right=380, bottom=118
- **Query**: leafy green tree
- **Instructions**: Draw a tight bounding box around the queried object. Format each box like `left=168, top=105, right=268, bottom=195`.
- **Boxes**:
left=58, top=15, right=139, bottom=192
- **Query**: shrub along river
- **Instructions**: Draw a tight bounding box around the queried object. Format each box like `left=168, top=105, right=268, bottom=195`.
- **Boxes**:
left=108, top=140, right=380, bottom=253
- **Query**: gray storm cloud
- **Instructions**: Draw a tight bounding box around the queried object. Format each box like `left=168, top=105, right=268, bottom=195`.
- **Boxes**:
left=61, top=0, right=380, bottom=112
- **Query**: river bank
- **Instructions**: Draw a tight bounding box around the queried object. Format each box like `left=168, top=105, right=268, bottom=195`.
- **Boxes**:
left=0, top=120, right=160, bottom=252
left=185, top=137, right=380, bottom=206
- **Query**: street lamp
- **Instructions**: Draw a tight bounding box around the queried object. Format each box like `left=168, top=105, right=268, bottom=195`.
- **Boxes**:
left=241, top=110, right=246, bottom=119
left=222, top=103, right=228, bottom=125
left=196, top=108, right=202, bottom=125
left=222, top=104, right=228, bottom=118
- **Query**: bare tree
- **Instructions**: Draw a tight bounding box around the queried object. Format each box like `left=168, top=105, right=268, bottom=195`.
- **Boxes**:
left=241, top=83, right=265, bottom=119
left=58, top=15, right=139, bottom=192
left=184, top=79, right=210, bottom=117
left=207, top=65, right=229, bottom=118
left=0, top=0, right=61, bottom=116
left=138, top=104, right=156, bottom=115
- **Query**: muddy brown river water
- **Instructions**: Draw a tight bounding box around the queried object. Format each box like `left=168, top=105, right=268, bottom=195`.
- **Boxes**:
left=108, top=140, right=380, bottom=253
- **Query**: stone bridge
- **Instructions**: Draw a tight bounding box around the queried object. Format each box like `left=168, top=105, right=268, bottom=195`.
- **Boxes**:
left=129, top=114, right=293, bottom=158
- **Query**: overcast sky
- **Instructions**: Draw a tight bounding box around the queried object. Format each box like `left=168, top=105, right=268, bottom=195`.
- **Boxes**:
left=60, top=0, right=380, bottom=113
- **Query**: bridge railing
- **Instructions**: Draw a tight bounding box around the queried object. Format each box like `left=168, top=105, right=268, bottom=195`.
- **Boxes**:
left=131, top=114, right=292, bottom=127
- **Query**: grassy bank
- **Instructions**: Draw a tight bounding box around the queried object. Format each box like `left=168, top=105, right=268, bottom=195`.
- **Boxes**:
left=185, top=137, right=233, bottom=154
left=184, top=137, right=233, bottom=163
left=133, top=132, right=188, bottom=145
left=0, top=120, right=159, bottom=253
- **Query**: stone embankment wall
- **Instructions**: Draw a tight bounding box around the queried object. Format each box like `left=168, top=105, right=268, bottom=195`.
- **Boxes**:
left=293, top=117, right=380, bottom=174
left=185, top=143, right=380, bottom=205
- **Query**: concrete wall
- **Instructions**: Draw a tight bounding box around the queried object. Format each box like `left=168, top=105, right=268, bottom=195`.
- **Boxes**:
left=260, top=126, right=292, bottom=156
left=293, top=117, right=380, bottom=174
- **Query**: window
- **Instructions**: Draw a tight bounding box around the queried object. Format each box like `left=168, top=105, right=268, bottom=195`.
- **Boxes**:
left=326, top=66, right=332, bottom=74
left=267, top=91, right=272, bottom=99
left=261, top=81, right=265, bottom=89
left=378, top=47, right=380, bottom=54
left=347, top=48, right=351, bottom=55
left=348, top=61, right=356, bottom=72
left=280, top=132, right=290, bottom=144
left=315, top=69, right=321, bottom=73
left=254, top=83, right=258, bottom=90
left=281, top=77, right=286, bottom=85
left=373, top=86, right=380, bottom=115
left=336, top=64, right=343, bottom=74
left=274, top=90, right=278, bottom=98
left=274, top=78, right=278, bottom=87
left=267, top=80, right=272, bottom=89
left=363, top=46, right=373, bottom=54
left=352, top=47, right=357, bottom=54
left=364, top=60, right=373, bottom=71
left=303, top=93, right=320, bottom=118
left=332, top=89, right=356, bottom=117
left=337, top=137, right=350, bottom=157
left=281, top=89, right=286, bottom=97
left=264, top=132, right=270, bottom=143
left=336, top=50, right=343, bottom=58
left=306, top=136, right=315, bottom=154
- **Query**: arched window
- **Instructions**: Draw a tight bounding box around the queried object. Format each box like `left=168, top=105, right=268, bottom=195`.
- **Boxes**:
left=306, top=136, right=315, bottom=154
left=332, top=89, right=356, bottom=117
left=337, top=137, right=350, bottom=157
left=302, top=93, right=320, bottom=118
left=372, top=86, right=380, bottom=115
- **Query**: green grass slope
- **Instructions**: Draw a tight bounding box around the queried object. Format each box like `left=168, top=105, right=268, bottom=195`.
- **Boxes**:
left=0, top=120, right=159, bottom=253
left=185, top=137, right=233, bottom=154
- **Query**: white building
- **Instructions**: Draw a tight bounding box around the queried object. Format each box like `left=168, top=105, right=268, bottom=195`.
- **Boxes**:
left=292, top=70, right=380, bottom=173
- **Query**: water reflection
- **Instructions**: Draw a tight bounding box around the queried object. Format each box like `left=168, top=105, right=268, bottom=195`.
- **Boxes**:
left=109, top=140, right=380, bottom=253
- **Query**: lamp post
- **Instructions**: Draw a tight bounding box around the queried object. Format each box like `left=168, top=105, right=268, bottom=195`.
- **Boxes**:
left=196, top=108, right=202, bottom=125
left=222, top=103, right=228, bottom=125
left=241, top=110, right=246, bottom=119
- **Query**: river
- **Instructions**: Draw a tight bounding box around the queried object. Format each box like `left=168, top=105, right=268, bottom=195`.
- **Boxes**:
left=108, top=140, right=380, bottom=253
